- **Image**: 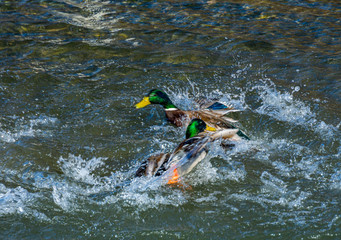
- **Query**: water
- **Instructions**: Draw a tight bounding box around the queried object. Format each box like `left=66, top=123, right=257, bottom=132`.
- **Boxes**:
left=0, top=0, right=340, bottom=239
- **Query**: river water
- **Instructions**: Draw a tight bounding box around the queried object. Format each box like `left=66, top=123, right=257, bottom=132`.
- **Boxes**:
left=0, top=0, right=340, bottom=239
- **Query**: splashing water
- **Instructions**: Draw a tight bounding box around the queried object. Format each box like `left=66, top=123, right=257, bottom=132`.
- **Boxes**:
left=1, top=0, right=340, bottom=237
left=58, top=154, right=108, bottom=184
left=0, top=115, right=58, bottom=143
left=252, top=78, right=337, bottom=138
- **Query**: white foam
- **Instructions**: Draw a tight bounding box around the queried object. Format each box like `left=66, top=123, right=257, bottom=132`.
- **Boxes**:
left=0, top=115, right=58, bottom=143
left=0, top=130, right=17, bottom=143
left=0, top=183, right=50, bottom=222
left=0, top=184, right=31, bottom=215
left=97, top=176, right=188, bottom=211
left=58, top=154, right=108, bottom=184
left=330, top=170, right=341, bottom=190
left=231, top=175, right=310, bottom=209
left=50, top=0, right=121, bottom=32
left=186, top=159, right=220, bottom=186
left=52, top=184, right=73, bottom=211
left=253, top=80, right=337, bottom=137
left=195, top=191, right=219, bottom=203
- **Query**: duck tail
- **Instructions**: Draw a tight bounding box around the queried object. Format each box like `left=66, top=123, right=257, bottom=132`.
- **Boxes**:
left=236, top=129, right=250, bottom=140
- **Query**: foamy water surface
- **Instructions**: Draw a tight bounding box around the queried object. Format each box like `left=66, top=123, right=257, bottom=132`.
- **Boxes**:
left=0, top=0, right=340, bottom=239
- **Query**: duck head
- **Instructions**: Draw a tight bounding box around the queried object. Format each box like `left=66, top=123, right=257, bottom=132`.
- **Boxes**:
left=135, top=89, right=177, bottom=109
left=186, top=118, right=216, bottom=138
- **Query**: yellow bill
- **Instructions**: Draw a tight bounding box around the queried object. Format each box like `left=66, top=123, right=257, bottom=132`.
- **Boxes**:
left=135, top=97, right=151, bottom=109
left=205, top=126, right=217, bottom=132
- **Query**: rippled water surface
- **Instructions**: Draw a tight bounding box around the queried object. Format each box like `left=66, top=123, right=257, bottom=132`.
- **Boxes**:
left=1, top=0, right=340, bottom=239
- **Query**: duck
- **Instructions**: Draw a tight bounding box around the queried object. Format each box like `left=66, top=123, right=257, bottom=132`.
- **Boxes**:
left=135, top=89, right=249, bottom=139
left=135, top=118, right=241, bottom=184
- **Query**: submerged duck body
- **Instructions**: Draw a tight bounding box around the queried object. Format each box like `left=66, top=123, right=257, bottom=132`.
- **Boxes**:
left=135, top=119, right=240, bottom=184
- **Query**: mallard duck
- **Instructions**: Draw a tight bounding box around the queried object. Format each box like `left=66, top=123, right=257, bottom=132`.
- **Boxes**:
left=135, top=118, right=240, bottom=184
left=135, top=89, right=249, bottom=139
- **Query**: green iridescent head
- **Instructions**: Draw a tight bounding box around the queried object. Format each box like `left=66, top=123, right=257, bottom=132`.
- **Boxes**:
left=135, top=89, right=177, bottom=109
left=186, top=119, right=208, bottom=139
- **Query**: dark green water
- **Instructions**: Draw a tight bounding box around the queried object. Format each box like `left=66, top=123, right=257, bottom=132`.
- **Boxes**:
left=0, top=0, right=340, bottom=239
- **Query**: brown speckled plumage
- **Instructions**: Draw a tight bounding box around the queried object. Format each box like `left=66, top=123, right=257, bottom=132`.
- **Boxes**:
left=165, top=109, right=238, bottom=130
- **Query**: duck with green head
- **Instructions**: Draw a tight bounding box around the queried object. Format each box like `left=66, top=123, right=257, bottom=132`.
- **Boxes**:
left=135, top=89, right=178, bottom=110
left=135, top=118, right=240, bottom=184
left=135, top=89, right=249, bottom=139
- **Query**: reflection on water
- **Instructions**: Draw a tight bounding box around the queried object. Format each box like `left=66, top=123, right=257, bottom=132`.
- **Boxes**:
left=0, top=0, right=340, bottom=239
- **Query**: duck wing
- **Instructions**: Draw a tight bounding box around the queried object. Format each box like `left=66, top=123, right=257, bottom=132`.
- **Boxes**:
left=210, top=128, right=241, bottom=140
left=135, top=153, right=171, bottom=177
left=165, top=108, right=238, bottom=127
left=165, top=108, right=250, bottom=139
left=162, top=136, right=211, bottom=184
left=184, top=110, right=238, bottom=129
left=195, top=97, right=235, bottom=110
